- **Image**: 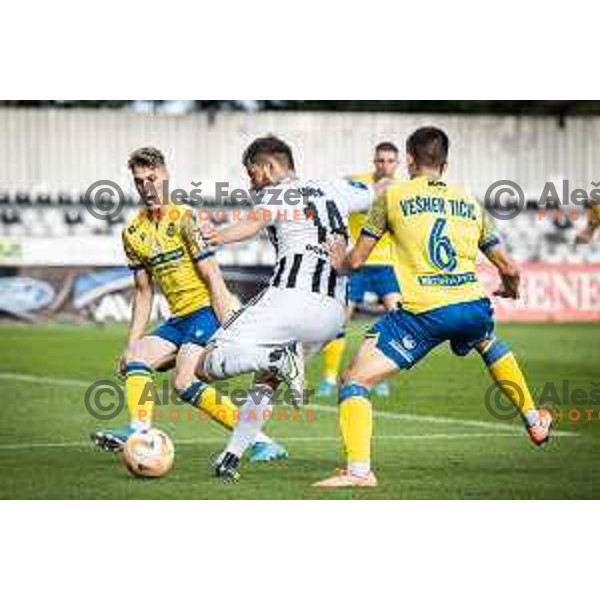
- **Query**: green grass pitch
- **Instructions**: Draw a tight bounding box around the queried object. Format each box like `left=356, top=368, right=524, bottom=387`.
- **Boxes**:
left=0, top=321, right=599, bottom=499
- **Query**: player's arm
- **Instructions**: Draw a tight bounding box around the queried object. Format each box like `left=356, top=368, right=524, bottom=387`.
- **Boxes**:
left=327, top=233, right=380, bottom=275
left=575, top=224, right=597, bottom=244
left=479, top=212, right=520, bottom=299
left=128, top=269, right=154, bottom=343
left=181, top=215, right=234, bottom=324
left=195, top=256, right=233, bottom=324
left=120, top=233, right=153, bottom=374
left=201, top=207, right=272, bottom=246
left=327, top=190, right=388, bottom=274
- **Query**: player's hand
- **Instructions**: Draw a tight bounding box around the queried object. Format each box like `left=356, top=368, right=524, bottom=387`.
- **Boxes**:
left=372, top=177, right=393, bottom=197
left=200, top=222, right=222, bottom=247
left=116, top=352, right=128, bottom=380
left=493, top=267, right=520, bottom=300
left=325, top=234, right=348, bottom=273
left=116, top=342, right=136, bottom=379
left=575, top=227, right=594, bottom=245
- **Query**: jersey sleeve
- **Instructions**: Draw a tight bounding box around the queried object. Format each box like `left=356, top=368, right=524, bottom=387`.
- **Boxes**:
left=478, top=207, right=503, bottom=252
left=361, top=190, right=389, bottom=240
left=122, top=229, right=145, bottom=271
left=180, top=213, right=215, bottom=261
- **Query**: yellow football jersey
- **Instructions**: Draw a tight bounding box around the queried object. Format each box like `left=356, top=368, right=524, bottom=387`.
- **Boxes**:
left=347, top=172, right=395, bottom=266
left=363, top=176, right=500, bottom=314
left=122, top=209, right=212, bottom=317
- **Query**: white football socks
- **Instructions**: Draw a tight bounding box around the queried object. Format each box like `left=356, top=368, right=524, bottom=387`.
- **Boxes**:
left=225, top=385, right=275, bottom=458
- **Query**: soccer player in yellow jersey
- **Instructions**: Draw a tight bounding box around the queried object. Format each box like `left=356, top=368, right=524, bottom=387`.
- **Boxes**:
left=314, top=127, right=553, bottom=488
left=92, top=147, right=287, bottom=462
left=575, top=201, right=600, bottom=243
left=318, top=143, right=402, bottom=398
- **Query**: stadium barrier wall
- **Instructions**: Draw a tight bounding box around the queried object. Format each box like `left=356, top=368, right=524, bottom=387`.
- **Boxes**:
left=1, top=262, right=599, bottom=324
left=478, top=263, right=600, bottom=322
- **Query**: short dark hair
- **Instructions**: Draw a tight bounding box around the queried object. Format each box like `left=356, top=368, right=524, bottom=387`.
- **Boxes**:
left=242, top=136, right=295, bottom=170
left=128, top=147, right=166, bottom=171
left=375, top=141, right=398, bottom=154
left=405, top=127, right=449, bottom=168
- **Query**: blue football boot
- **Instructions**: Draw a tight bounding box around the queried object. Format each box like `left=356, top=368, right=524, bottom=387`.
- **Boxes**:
left=373, top=381, right=390, bottom=398
left=317, top=380, right=337, bottom=399
left=91, top=425, right=134, bottom=453
left=249, top=440, right=289, bottom=463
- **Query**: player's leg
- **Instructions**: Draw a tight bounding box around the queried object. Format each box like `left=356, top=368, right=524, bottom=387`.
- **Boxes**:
left=214, top=372, right=282, bottom=481
left=209, top=289, right=343, bottom=480
left=314, top=306, right=439, bottom=488
left=313, top=337, right=398, bottom=488
left=196, top=289, right=305, bottom=392
left=170, top=306, right=239, bottom=431
left=429, top=297, right=553, bottom=444
left=381, top=292, right=402, bottom=311
left=172, top=342, right=288, bottom=462
left=371, top=265, right=403, bottom=398
left=441, top=297, right=552, bottom=445
left=476, top=337, right=552, bottom=444
left=318, top=331, right=347, bottom=397
left=125, top=335, right=177, bottom=430
left=190, top=289, right=299, bottom=477
left=92, top=334, right=177, bottom=452
left=172, top=342, right=238, bottom=427
left=201, top=290, right=315, bottom=461
left=201, top=339, right=301, bottom=480
left=317, top=272, right=362, bottom=396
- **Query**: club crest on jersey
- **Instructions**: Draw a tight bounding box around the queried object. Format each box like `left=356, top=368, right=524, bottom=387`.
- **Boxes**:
left=166, top=222, right=176, bottom=237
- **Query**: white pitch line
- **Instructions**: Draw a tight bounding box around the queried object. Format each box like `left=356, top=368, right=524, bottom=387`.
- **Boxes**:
left=310, top=401, right=520, bottom=430
left=0, top=432, right=526, bottom=451
left=0, top=371, right=578, bottom=438
left=0, top=373, right=91, bottom=388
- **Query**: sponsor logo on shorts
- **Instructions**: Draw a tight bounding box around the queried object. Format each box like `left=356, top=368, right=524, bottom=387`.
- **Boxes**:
left=402, top=335, right=416, bottom=350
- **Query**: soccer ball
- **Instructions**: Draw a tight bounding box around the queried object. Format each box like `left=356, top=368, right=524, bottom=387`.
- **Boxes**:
left=122, top=429, right=174, bottom=478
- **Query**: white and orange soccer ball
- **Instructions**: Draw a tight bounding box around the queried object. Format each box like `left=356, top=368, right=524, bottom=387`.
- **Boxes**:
left=122, top=428, right=174, bottom=478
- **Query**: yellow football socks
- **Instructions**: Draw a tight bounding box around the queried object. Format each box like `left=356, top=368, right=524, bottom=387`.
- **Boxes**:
left=179, top=380, right=238, bottom=430
left=481, top=339, right=536, bottom=421
left=197, top=386, right=238, bottom=429
left=125, top=362, right=155, bottom=431
left=323, top=336, right=346, bottom=384
left=339, top=384, right=373, bottom=476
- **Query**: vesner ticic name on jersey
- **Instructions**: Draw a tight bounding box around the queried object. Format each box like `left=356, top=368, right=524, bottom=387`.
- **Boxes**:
left=399, top=196, right=478, bottom=221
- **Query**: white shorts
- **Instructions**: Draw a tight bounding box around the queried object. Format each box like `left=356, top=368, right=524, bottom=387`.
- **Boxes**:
left=203, top=287, right=345, bottom=380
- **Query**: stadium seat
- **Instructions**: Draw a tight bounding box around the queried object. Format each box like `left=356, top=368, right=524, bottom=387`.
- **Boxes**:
left=36, top=194, right=52, bottom=206
left=15, top=192, right=32, bottom=206
left=0, top=193, right=594, bottom=265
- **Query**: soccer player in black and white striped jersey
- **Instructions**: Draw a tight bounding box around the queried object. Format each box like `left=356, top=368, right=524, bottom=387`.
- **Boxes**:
left=195, top=136, right=389, bottom=481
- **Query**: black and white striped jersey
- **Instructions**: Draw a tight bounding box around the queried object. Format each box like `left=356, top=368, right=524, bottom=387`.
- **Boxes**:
left=254, top=177, right=374, bottom=303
